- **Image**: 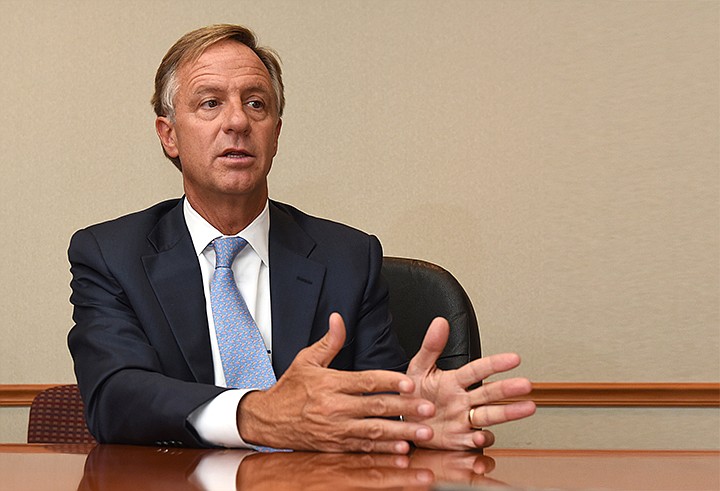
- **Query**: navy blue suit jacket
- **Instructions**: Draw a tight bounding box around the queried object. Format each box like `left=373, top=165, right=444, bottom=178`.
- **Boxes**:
left=68, top=198, right=407, bottom=446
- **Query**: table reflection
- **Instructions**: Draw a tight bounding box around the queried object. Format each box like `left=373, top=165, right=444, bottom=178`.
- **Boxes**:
left=77, top=445, right=504, bottom=490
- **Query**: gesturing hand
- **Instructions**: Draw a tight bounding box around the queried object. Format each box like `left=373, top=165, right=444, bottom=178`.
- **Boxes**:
left=404, top=317, right=536, bottom=450
left=237, top=313, right=436, bottom=454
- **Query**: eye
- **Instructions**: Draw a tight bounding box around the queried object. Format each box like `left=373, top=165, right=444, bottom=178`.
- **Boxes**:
left=201, top=99, right=219, bottom=109
left=247, top=100, right=265, bottom=110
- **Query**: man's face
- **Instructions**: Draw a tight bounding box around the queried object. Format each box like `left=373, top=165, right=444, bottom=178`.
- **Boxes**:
left=156, top=40, right=282, bottom=207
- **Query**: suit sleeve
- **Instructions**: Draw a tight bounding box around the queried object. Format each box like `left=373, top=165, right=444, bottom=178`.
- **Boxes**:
left=346, top=235, right=409, bottom=372
left=67, top=228, right=225, bottom=447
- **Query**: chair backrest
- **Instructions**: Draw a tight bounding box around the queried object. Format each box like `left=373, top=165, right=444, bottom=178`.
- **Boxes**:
left=27, top=384, right=96, bottom=444
left=382, top=256, right=481, bottom=370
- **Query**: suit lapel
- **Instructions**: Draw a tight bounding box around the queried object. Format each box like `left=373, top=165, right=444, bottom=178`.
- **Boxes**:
left=142, top=200, right=214, bottom=384
left=269, top=202, right=326, bottom=377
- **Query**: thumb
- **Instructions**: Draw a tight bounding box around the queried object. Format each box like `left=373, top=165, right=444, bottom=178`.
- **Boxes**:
left=296, top=312, right=347, bottom=368
left=407, top=317, right=449, bottom=376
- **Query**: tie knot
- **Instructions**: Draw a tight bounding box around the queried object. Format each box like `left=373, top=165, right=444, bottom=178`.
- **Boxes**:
left=213, top=237, right=248, bottom=269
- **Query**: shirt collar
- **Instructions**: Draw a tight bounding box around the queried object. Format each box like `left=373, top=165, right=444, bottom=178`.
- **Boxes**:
left=183, top=197, right=270, bottom=266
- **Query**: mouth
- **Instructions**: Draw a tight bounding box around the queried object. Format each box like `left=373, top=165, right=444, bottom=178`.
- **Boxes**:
left=220, top=149, right=254, bottom=159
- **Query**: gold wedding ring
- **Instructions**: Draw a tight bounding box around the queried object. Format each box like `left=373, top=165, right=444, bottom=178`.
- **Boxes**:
left=468, top=407, right=483, bottom=430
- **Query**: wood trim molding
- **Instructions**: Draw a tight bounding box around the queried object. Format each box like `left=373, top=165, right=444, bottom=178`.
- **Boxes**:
left=0, top=385, right=59, bottom=407
left=1, top=382, right=718, bottom=408
left=510, top=383, right=720, bottom=407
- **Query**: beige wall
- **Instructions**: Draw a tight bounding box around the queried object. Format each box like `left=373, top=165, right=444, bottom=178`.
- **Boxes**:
left=0, top=0, right=717, bottom=447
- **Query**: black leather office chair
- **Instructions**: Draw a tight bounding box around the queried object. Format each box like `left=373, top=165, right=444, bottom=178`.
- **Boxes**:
left=382, top=257, right=481, bottom=370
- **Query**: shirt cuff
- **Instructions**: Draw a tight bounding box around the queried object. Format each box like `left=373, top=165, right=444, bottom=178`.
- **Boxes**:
left=187, top=389, right=253, bottom=448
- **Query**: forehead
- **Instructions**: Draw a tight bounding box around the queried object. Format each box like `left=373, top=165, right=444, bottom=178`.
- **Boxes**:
left=176, top=40, right=273, bottom=91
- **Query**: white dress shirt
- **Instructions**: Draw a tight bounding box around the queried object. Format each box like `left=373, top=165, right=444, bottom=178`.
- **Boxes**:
left=184, top=198, right=272, bottom=448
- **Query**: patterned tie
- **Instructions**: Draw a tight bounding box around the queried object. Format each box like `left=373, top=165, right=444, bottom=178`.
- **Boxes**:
left=210, top=237, right=276, bottom=390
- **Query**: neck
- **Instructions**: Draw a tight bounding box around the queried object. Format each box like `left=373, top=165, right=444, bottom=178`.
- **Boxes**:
left=185, top=191, right=267, bottom=235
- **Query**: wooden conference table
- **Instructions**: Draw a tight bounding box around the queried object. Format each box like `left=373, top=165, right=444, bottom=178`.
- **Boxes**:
left=1, top=443, right=718, bottom=490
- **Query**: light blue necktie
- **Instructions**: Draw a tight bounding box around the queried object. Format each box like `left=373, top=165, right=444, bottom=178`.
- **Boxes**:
left=210, top=237, right=276, bottom=390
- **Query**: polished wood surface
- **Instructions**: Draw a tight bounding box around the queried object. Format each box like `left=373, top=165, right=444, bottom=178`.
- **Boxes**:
left=1, top=444, right=718, bottom=490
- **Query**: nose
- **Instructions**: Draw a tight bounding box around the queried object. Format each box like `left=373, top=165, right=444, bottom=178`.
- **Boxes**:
left=221, top=99, right=251, bottom=134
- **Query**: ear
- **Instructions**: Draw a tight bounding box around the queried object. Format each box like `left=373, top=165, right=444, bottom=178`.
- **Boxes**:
left=155, top=116, right=179, bottom=158
left=272, top=118, right=282, bottom=155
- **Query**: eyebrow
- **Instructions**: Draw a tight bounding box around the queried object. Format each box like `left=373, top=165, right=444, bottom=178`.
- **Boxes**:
left=192, top=85, right=221, bottom=97
left=190, top=81, right=274, bottom=97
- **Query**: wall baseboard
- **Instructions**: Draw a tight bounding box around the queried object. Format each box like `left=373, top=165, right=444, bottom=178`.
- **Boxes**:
left=1, top=382, right=718, bottom=408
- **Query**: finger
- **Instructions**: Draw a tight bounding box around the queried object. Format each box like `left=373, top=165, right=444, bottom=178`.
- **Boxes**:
left=331, top=368, right=417, bottom=395
left=469, top=400, right=536, bottom=427
left=295, top=312, right=347, bottom=368
left=453, top=352, right=522, bottom=389
left=406, top=317, right=449, bottom=376
left=468, top=377, right=533, bottom=407
left=349, top=393, right=435, bottom=419
left=347, top=418, right=435, bottom=448
left=471, top=429, right=496, bottom=449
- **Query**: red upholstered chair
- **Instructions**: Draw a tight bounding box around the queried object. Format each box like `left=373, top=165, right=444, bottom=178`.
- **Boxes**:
left=27, top=384, right=96, bottom=444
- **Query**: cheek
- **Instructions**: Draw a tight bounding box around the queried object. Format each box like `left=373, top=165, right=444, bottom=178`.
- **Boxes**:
left=177, top=127, right=213, bottom=156
left=176, top=118, right=216, bottom=143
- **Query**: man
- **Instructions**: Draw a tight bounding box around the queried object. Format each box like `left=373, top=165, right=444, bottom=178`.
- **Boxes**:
left=68, top=24, right=535, bottom=453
